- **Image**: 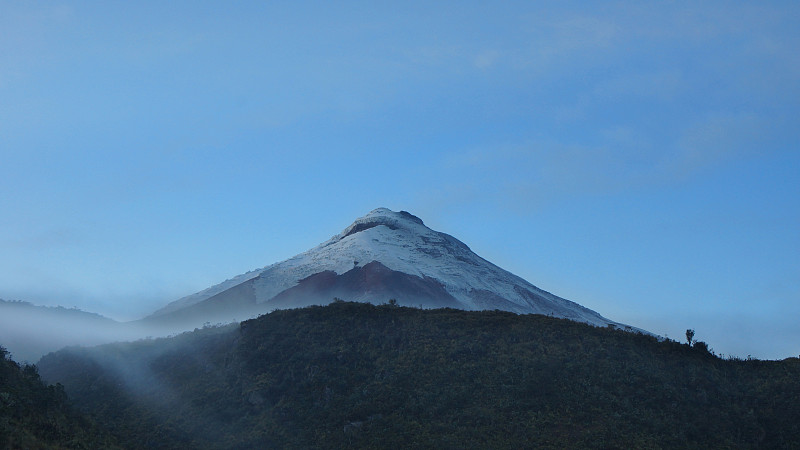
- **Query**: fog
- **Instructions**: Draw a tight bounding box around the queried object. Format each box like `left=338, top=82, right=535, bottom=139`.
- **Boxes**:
left=0, top=299, right=207, bottom=364
left=34, top=321, right=239, bottom=447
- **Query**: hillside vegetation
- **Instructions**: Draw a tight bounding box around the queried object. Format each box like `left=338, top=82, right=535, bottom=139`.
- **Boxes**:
left=0, top=346, right=120, bottom=449
left=38, top=302, right=800, bottom=449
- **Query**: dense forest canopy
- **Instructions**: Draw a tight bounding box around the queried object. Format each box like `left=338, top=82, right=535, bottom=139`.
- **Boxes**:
left=0, top=345, right=120, bottom=449
left=34, top=302, right=800, bottom=449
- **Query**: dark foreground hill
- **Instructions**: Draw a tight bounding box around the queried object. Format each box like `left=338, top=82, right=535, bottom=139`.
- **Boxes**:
left=0, top=346, right=120, bottom=449
left=39, top=302, right=800, bottom=449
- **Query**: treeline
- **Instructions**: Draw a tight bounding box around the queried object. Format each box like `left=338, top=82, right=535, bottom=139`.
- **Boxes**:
left=0, top=346, right=120, bottom=449
left=38, top=302, right=800, bottom=449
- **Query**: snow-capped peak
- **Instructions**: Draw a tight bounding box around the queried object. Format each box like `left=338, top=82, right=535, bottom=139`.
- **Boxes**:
left=150, top=208, right=629, bottom=330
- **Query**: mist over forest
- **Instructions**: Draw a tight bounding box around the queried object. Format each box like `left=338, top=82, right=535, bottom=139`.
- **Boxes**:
left=0, top=299, right=189, bottom=363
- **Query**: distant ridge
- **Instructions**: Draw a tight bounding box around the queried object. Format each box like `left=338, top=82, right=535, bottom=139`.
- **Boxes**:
left=0, top=299, right=119, bottom=362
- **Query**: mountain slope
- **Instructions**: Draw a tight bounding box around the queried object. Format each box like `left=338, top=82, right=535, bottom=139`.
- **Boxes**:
left=146, top=208, right=627, bottom=330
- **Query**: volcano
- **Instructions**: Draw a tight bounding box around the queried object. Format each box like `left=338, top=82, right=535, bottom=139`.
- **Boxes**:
left=144, top=208, right=631, bottom=330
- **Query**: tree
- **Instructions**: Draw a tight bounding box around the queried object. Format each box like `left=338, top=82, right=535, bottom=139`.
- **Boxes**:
left=685, top=329, right=695, bottom=346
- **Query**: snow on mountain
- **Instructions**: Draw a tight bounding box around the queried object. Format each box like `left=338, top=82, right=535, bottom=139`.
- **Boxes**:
left=148, top=208, right=630, bottom=329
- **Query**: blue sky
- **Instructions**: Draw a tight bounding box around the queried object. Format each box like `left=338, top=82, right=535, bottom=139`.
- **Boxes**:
left=1, top=1, right=798, bottom=359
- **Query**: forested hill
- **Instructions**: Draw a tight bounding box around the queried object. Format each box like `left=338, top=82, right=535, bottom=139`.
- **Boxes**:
left=0, top=346, right=120, bottom=449
left=39, top=302, right=800, bottom=449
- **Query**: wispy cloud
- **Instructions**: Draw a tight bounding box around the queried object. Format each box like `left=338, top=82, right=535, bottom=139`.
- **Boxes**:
left=672, top=113, right=771, bottom=176
left=533, top=15, right=619, bottom=57
left=3, top=227, right=86, bottom=251
left=473, top=50, right=500, bottom=70
left=593, top=70, right=684, bottom=102
left=426, top=109, right=786, bottom=214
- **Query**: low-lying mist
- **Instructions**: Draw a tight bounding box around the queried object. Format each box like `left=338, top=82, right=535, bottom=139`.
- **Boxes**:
left=0, top=299, right=207, bottom=363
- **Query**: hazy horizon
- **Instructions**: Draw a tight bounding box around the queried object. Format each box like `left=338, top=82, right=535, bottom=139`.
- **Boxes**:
left=1, top=2, right=798, bottom=360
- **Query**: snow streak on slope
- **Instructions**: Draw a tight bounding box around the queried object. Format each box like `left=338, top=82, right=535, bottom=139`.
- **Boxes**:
left=151, top=208, right=622, bottom=328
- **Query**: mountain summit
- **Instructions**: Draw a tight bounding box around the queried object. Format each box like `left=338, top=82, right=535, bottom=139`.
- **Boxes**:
left=145, top=208, right=627, bottom=329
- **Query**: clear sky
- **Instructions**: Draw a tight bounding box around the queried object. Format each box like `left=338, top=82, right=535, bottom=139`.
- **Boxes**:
left=1, top=1, right=798, bottom=359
